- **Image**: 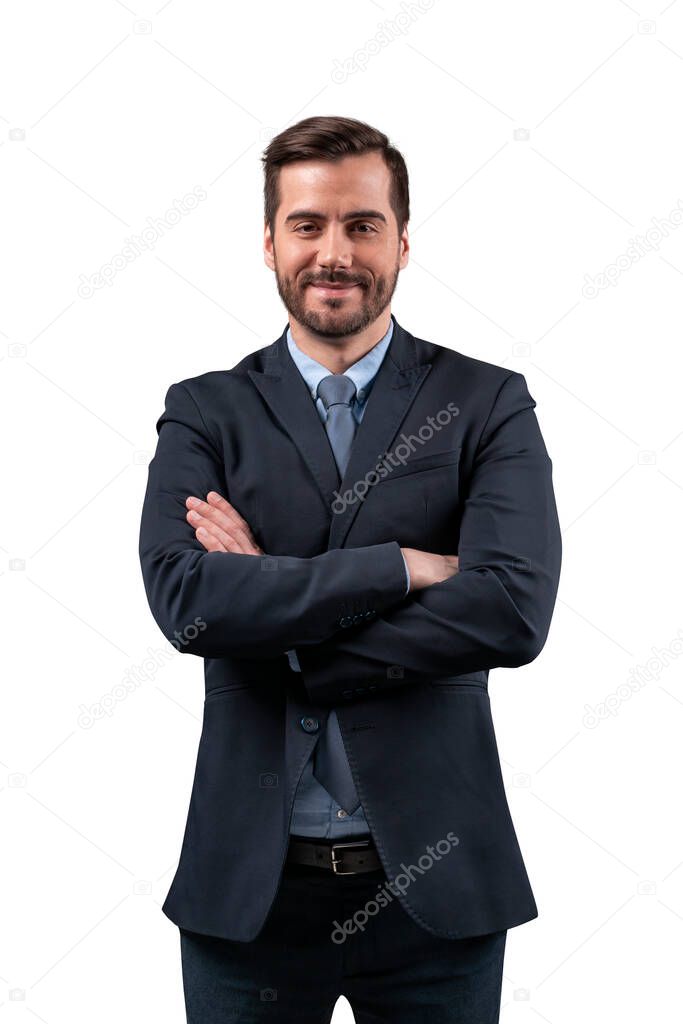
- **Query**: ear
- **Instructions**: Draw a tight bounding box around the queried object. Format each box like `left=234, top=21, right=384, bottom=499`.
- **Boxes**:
left=399, top=223, right=410, bottom=270
left=263, top=220, right=275, bottom=271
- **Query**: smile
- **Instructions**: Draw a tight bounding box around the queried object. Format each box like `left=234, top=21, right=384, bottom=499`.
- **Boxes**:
left=309, top=283, right=361, bottom=297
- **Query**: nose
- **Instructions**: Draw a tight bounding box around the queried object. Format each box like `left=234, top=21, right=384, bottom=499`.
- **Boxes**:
left=316, top=224, right=353, bottom=271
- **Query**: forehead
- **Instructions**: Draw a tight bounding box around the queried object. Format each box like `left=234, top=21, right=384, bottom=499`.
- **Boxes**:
left=277, top=152, right=392, bottom=214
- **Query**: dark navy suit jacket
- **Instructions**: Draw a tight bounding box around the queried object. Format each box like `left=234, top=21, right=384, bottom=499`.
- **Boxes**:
left=138, top=314, right=562, bottom=942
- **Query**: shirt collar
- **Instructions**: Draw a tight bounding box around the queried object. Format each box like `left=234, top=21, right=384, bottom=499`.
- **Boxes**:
left=286, top=319, right=394, bottom=405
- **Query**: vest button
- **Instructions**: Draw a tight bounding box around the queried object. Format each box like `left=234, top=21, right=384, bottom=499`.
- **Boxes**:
left=300, top=716, right=319, bottom=733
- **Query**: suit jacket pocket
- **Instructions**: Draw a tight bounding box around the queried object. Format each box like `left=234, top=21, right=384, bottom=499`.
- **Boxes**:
left=375, top=445, right=461, bottom=483
left=429, top=675, right=488, bottom=692
left=205, top=683, right=251, bottom=701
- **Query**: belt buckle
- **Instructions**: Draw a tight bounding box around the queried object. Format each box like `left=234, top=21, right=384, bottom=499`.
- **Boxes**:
left=330, top=839, right=371, bottom=875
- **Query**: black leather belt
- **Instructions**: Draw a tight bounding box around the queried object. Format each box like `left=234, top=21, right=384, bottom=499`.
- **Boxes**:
left=287, top=835, right=383, bottom=876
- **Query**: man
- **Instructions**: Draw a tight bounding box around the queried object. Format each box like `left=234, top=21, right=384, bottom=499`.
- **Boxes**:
left=139, top=115, right=562, bottom=1023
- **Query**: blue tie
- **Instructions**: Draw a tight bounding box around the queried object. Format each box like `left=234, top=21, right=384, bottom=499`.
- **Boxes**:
left=312, top=374, right=361, bottom=814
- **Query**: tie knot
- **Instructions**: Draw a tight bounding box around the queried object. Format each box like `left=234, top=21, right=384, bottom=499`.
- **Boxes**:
left=317, top=374, right=357, bottom=410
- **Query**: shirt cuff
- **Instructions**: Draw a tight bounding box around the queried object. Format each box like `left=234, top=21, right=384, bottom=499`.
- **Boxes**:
left=286, top=648, right=302, bottom=672
left=400, top=550, right=411, bottom=596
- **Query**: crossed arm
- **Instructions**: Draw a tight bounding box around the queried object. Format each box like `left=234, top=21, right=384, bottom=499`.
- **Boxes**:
left=139, top=382, right=424, bottom=662
left=139, top=373, right=562, bottom=703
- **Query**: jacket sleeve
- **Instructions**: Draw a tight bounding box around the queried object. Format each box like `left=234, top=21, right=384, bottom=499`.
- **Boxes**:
left=295, top=371, right=562, bottom=704
left=284, top=551, right=412, bottom=672
left=138, top=381, right=410, bottom=659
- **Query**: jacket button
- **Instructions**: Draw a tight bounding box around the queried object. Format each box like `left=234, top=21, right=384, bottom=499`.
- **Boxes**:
left=364, top=610, right=375, bottom=620
left=300, top=716, right=319, bottom=733
left=352, top=613, right=363, bottom=625
left=339, top=616, right=353, bottom=628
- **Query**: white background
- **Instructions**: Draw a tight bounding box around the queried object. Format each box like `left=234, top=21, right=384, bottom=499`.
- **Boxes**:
left=2, top=0, right=682, bottom=1021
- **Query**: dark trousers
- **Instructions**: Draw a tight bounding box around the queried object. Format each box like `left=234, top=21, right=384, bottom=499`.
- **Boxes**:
left=179, top=858, right=507, bottom=1023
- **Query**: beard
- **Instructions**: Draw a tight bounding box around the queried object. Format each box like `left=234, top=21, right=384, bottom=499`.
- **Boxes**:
left=273, top=255, right=400, bottom=338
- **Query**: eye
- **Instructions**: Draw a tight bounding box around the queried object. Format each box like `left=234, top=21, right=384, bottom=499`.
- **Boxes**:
left=294, top=222, right=378, bottom=234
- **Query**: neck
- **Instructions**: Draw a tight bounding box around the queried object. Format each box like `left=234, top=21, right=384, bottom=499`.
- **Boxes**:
left=288, top=310, right=391, bottom=373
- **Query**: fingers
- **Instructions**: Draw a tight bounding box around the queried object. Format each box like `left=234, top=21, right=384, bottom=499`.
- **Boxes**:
left=194, top=524, right=230, bottom=553
left=191, top=514, right=246, bottom=553
left=186, top=492, right=262, bottom=555
left=185, top=493, right=243, bottom=548
left=206, top=491, right=260, bottom=547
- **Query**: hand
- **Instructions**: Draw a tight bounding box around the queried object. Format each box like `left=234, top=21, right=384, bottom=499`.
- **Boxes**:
left=186, top=491, right=264, bottom=555
left=401, top=548, right=459, bottom=591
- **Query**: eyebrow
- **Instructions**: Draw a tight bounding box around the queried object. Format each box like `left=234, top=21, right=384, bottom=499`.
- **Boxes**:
left=284, top=208, right=387, bottom=224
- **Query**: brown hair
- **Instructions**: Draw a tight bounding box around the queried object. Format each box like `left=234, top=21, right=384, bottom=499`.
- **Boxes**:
left=261, top=115, right=409, bottom=238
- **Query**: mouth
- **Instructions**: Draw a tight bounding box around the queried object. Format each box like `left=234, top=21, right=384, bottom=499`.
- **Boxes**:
left=308, top=282, right=362, bottom=298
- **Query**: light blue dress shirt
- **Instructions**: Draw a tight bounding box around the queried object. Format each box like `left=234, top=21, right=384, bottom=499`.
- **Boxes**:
left=284, top=318, right=411, bottom=838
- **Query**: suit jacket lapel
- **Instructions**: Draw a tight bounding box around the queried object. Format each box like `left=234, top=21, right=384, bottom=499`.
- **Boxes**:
left=248, top=315, right=433, bottom=550
left=248, top=329, right=341, bottom=509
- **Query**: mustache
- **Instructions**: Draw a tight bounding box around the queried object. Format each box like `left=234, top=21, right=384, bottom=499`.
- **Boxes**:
left=302, top=275, right=367, bottom=287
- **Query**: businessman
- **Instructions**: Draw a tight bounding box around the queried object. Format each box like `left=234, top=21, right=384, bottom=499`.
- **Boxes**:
left=139, top=115, right=562, bottom=1023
